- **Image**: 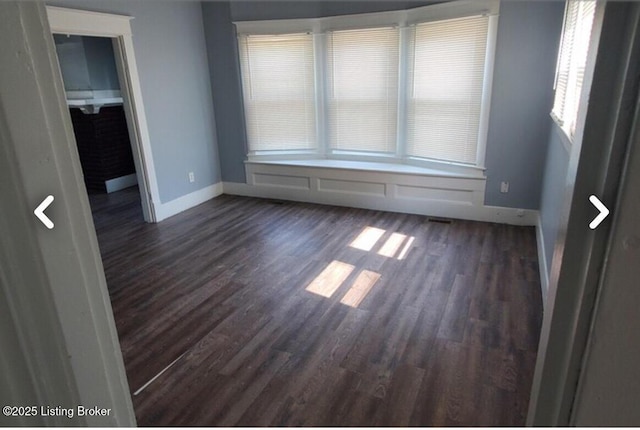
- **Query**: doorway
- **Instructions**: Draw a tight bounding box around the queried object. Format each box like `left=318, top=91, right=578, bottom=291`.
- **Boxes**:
left=47, top=5, right=160, bottom=223
left=53, top=33, right=143, bottom=220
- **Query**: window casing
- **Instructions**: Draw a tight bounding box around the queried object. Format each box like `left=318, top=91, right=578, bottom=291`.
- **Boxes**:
left=551, top=0, right=597, bottom=141
left=236, top=0, right=499, bottom=171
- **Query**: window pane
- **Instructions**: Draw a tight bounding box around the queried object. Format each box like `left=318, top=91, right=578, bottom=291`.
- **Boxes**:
left=327, top=27, right=399, bottom=153
left=551, top=0, right=596, bottom=139
left=238, top=33, right=317, bottom=152
left=406, top=15, right=489, bottom=165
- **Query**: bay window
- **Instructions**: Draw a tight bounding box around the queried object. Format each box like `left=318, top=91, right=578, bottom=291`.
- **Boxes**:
left=236, top=0, right=498, bottom=171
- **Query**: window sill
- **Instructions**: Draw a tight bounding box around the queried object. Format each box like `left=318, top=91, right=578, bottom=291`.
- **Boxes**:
left=550, top=112, right=573, bottom=154
left=244, top=158, right=486, bottom=180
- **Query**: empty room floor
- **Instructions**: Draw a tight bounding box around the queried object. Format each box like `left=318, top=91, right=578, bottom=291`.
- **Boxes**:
left=89, top=187, right=543, bottom=426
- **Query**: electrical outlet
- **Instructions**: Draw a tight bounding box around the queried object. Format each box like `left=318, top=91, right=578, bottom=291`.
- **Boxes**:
left=188, top=172, right=195, bottom=183
left=500, top=181, right=509, bottom=193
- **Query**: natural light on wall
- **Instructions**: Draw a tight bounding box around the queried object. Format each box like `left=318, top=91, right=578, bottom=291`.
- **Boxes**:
left=551, top=0, right=597, bottom=140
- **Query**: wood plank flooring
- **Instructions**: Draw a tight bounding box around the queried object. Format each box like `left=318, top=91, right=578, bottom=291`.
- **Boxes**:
left=89, top=187, right=543, bottom=426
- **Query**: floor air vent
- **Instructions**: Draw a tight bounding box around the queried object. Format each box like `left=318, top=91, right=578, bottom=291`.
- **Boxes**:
left=427, top=217, right=453, bottom=224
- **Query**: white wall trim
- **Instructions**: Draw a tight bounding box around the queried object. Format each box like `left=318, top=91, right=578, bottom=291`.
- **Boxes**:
left=223, top=180, right=537, bottom=226
left=227, top=162, right=538, bottom=225
left=0, top=2, right=135, bottom=424
left=536, top=212, right=550, bottom=310
left=155, top=182, right=223, bottom=222
left=105, top=173, right=137, bottom=193
left=46, top=6, right=133, bottom=36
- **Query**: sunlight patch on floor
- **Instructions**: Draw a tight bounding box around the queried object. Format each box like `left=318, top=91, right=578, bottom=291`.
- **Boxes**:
left=378, top=232, right=407, bottom=258
left=340, top=270, right=381, bottom=308
left=397, top=236, right=415, bottom=260
left=305, top=260, right=355, bottom=298
left=349, top=226, right=386, bottom=251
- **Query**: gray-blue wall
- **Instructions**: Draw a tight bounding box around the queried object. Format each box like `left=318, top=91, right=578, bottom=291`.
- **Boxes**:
left=484, top=0, right=564, bottom=208
left=230, top=1, right=441, bottom=20
left=83, top=36, right=120, bottom=90
left=202, top=1, right=247, bottom=184
left=54, top=35, right=120, bottom=91
left=48, top=0, right=221, bottom=204
left=204, top=0, right=565, bottom=210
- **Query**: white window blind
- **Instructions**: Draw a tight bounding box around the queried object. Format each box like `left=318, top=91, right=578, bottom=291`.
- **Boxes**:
left=406, top=15, right=489, bottom=165
left=551, top=0, right=596, bottom=139
left=238, top=33, right=316, bottom=152
left=326, top=27, right=399, bottom=153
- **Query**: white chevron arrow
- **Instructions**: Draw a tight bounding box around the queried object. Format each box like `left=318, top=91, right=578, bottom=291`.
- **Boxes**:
left=589, top=195, right=609, bottom=230
left=34, top=195, right=54, bottom=229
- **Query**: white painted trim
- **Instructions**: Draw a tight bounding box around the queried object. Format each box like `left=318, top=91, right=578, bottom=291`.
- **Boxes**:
left=0, top=2, right=135, bottom=424
left=223, top=182, right=536, bottom=226
left=476, top=13, right=498, bottom=168
left=66, top=89, right=122, bottom=99
left=248, top=158, right=485, bottom=179
left=536, top=213, right=550, bottom=309
left=46, top=6, right=133, bottom=36
left=155, top=182, right=224, bottom=222
left=105, top=173, right=138, bottom=193
left=47, top=6, right=160, bottom=223
left=551, top=114, right=573, bottom=154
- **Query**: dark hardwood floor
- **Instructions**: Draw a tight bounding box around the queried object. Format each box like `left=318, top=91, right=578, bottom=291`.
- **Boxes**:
left=89, top=187, right=543, bottom=426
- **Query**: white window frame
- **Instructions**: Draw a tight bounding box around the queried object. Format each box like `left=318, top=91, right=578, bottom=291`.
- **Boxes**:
left=235, top=0, right=499, bottom=175
left=550, top=0, right=601, bottom=146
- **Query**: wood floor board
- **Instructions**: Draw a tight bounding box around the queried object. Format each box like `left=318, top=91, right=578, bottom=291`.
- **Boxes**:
left=88, top=187, right=543, bottom=426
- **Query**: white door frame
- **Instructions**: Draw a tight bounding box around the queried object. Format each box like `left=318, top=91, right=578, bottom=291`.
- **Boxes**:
left=47, top=6, right=160, bottom=222
left=1, top=1, right=136, bottom=424
left=528, top=1, right=640, bottom=425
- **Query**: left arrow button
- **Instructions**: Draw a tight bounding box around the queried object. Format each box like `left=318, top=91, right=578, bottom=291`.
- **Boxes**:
left=34, top=195, right=54, bottom=229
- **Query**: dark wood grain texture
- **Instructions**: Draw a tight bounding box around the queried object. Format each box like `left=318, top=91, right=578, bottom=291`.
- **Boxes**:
left=89, top=187, right=543, bottom=426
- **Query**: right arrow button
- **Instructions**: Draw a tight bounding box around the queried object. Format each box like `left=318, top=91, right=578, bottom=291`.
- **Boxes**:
left=589, top=195, right=609, bottom=230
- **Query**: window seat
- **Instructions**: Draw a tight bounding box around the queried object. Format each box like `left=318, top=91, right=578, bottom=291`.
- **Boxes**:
left=245, top=159, right=485, bottom=180
left=227, top=159, right=532, bottom=226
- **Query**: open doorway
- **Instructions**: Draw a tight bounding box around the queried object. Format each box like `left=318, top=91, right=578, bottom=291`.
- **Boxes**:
left=53, top=33, right=143, bottom=221
left=47, top=6, right=160, bottom=223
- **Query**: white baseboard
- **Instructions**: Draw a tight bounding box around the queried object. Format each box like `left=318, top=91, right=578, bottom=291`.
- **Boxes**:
left=105, top=173, right=137, bottom=193
left=155, top=182, right=223, bottom=222
left=222, top=181, right=537, bottom=226
left=536, top=213, right=550, bottom=309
